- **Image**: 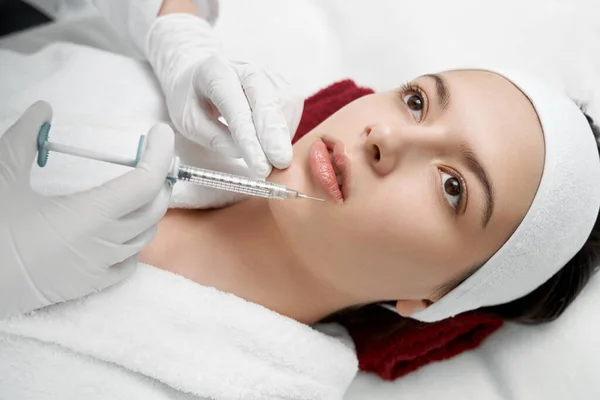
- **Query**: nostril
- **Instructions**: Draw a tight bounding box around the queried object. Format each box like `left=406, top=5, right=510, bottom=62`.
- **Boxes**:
left=372, top=145, right=381, bottom=161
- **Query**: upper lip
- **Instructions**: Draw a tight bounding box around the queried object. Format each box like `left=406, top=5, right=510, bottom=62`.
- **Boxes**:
left=322, top=136, right=350, bottom=200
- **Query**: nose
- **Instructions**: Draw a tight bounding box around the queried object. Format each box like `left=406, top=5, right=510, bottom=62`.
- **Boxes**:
left=363, top=123, right=435, bottom=176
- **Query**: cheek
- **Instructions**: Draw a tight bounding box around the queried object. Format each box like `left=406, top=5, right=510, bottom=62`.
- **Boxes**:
left=364, top=174, right=434, bottom=231
left=353, top=178, right=438, bottom=256
left=330, top=178, right=442, bottom=281
left=342, top=174, right=473, bottom=294
left=269, top=165, right=470, bottom=300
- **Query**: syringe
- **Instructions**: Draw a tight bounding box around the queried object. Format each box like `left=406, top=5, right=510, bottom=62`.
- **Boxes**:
left=36, top=123, right=324, bottom=202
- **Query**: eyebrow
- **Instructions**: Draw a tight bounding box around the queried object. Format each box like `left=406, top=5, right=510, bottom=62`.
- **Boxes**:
left=422, top=74, right=495, bottom=228
left=423, top=74, right=451, bottom=110
left=457, top=142, right=495, bottom=228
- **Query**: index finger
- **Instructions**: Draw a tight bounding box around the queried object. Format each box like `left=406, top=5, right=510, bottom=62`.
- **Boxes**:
left=194, top=57, right=269, bottom=175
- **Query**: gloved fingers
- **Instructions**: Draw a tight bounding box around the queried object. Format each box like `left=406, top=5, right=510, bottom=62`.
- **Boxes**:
left=181, top=99, right=241, bottom=158
left=238, top=65, right=293, bottom=170
left=194, top=56, right=271, bottom=177
left=101, top=225, right=157, bottom=271
left=261, top=68, right=305, bottom=141
left=0, top=101, right=52, bottom=182
left=109, top=254, right=139, bottom=275
left=69, top=123, right=174, bottom=218
left=97, top=254, right=139, bottom=286
left=115, top=225, right=159, bottom=264
left=110, top=183, right=172, bottom=244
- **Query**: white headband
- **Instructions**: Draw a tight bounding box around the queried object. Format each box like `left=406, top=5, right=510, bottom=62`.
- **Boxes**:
left=408, top=67, right=600, bottom=323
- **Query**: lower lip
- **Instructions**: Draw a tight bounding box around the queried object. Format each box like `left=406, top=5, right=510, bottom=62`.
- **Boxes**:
left=309, top=139, right=343, bottom=203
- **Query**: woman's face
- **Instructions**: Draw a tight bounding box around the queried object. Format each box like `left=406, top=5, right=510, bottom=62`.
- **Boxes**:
left=268, top=70, right=545, bottom=315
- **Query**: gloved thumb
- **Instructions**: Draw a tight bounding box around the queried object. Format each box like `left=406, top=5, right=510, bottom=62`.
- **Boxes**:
left=70, top=123, right=175, bottom=218
left=0, top=101, right=52, bottom=181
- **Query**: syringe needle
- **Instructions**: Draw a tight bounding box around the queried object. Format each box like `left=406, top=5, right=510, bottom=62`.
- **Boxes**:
left=297, top=194, right=325, bottom=202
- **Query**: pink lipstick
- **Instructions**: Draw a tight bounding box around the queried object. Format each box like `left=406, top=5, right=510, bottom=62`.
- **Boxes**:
left=308, top=137, right=349, bottom=203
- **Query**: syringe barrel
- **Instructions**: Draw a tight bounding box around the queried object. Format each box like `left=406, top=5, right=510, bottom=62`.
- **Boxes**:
left=176, top=164, right=288, bottom=199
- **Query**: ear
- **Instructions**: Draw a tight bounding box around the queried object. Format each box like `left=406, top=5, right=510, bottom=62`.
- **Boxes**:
left=394, top=299, right=433, bottom=317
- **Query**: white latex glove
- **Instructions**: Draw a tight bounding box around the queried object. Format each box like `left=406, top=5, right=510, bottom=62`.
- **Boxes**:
left=0, top=101, right=174, bottom=319
left=147, top=13, right=304, bottom=179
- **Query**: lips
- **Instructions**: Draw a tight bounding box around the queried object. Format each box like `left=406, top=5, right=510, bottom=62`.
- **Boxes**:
left=309, top=137, right=349, bottom=203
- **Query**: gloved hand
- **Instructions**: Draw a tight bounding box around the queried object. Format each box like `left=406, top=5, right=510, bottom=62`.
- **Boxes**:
left=146, top=13, right=303, bottom=179
left=0, top=101, right=174, bottom=319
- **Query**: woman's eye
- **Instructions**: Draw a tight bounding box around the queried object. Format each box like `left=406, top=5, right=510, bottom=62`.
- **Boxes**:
left=402, top=93, right=424, bottom=122
left=440, top=171, right=463, bottom=210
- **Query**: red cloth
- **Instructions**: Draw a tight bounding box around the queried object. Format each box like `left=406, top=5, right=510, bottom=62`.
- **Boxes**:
left=346, top=308, right=503, bottom=380
left=292, top=80, right=504, bottom=381
left=293, top=79, right=373, bottom=141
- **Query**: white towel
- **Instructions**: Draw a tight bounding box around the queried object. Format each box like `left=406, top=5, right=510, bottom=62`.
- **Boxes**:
left=0, top=265, right=358, bottom=399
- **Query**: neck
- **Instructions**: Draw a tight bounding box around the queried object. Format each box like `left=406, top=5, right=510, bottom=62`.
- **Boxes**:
left=145, top=199, right=348, bottom=324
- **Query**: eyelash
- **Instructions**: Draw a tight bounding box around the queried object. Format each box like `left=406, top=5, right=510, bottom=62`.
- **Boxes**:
left=438, top=166, right=467, bottom=214
left=398, top=82, right=428, bottom=121
left=397, top=83, right=466, bottom=214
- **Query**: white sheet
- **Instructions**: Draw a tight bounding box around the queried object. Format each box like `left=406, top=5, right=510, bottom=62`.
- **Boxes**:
left=346, top=273, right=600, bottom=400
left=1, top=0, right=600, bottom=398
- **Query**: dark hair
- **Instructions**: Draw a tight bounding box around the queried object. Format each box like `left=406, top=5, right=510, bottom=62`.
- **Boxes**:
left=327, top=107, right=600, bottom=327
